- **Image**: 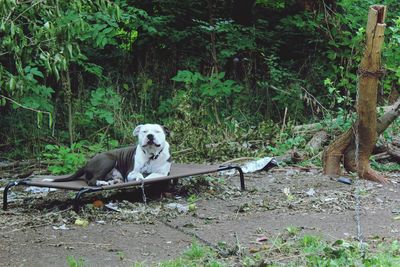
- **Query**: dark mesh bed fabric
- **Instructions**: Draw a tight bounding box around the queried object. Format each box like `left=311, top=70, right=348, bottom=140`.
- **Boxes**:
left=24, top=164, right=222, bottom=191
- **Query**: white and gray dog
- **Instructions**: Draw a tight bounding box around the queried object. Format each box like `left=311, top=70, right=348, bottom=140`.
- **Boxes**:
left=43, top=124, right=171, bottom=186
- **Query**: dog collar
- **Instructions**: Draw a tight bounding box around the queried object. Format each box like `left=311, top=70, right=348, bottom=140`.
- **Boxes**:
left=142, top=147, right=164, bottom=160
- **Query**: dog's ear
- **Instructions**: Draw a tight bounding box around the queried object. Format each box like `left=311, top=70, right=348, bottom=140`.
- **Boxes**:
left=133, top=125, right=142, bottom=136
left=162, top=125, right=170, bottom=137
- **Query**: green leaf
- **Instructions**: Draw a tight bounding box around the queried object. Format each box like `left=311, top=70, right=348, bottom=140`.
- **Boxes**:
left=30, top=67, right=44, bottom=78
left=37, top=112, right=43, bottom=128
left=67, top=44, right=73, bottom=57
left=45, top=144, right=55, bottom=150
left=48, top=113, right=53, bottom=129
left=104, top=114, right=114, bottom=124
left=9, top=77, right=16, bottom=91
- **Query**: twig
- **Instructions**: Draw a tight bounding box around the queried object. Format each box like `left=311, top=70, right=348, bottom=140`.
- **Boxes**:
left=0, top=95, right=52, bottom=118
left=172, top=148, right=193, bottom=155
left=48, top=242, right=112, bottom=248
left=13, top=0, right=46, bottom=22
left=300, top=86, right=329, bottom=113
left=0, top=160, right=36, bottom=169
left=308, top=151, right=323, bottom=162
left=279, top=107, right=288, bottom=143
left=0, top=223, right=51, bottom=235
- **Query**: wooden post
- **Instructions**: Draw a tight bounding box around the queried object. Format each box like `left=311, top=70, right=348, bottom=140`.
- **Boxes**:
left=355, top=5, right=386, bottom=181
left=323, top=5, right=388, bottom=183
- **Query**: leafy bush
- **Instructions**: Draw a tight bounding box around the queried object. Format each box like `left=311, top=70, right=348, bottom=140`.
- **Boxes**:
left=82, top=87, right=122, bottom=125
left=1, top=0, right=400, bottom=161
left=43, top=143, right=86, bottom=174
left=43, top=134, right=119, bottom=174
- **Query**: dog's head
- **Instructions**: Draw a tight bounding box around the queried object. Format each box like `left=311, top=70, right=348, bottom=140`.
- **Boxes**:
left=133, top=124, right=169, bottom=149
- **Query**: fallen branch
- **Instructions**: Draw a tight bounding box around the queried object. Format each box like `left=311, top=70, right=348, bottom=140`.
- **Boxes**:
left=275, top=150, right=304, bottom=164
left=372, top=152, right=391, bottom=161
left=387, top=145, right=400, bottom=163
left=306, top=130, right=328, bottom=153
left=0, top=160, right=36, bottom=169
left=293, top=104, right=397, bottom=135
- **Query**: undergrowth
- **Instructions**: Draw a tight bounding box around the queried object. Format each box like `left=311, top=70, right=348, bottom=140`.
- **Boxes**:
left=66, top=231, right=400, bottom=267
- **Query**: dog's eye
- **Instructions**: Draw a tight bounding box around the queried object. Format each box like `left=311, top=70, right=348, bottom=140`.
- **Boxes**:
left=143, top=130, right=148, bottom=133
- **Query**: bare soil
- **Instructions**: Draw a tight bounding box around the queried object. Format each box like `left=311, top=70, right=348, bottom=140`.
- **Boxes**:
left=1, top=167, right=400, bottom=266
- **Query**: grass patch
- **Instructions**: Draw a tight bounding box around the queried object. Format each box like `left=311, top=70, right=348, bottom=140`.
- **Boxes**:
left=161, top=234, right=400, bottom=267
left=245, top=233, right=400, bottom=267
left=66, top=256, right=85, bottom=267
left=66, top=229, right=400, bottom=267
left=371, top=160, right=400, bottom=172
left=115, top=233, right=400, bottom=267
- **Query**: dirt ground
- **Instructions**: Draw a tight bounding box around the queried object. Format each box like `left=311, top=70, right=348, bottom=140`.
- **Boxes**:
left=1, top=166, right=400, bottom=266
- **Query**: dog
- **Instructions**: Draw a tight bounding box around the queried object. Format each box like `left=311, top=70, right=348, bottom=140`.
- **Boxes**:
left=43, top=124, right=171, bottom=186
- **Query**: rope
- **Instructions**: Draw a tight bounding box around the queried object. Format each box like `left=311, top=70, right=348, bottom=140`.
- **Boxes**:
left=140, top=180, right=229, bottom=256
left=353, top=65, right=372, bottom=257
left=140, top=179, right=147, bottom=204
left=159, top=218, right=230, bottom=257
left=357, top=68, right=386, bottom=78
left=354, top=180, right=365, bottom=251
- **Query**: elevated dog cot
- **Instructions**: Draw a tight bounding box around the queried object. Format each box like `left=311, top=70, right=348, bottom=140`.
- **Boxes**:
left=3, top=163, right=244, bottom=210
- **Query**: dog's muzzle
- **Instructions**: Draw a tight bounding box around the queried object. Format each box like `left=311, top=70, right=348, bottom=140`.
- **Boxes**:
left=144, top=134, right=161, bottom=147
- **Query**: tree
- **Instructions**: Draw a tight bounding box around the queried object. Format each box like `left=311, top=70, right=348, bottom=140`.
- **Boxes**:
left=323, top=5, right=389, bottom=183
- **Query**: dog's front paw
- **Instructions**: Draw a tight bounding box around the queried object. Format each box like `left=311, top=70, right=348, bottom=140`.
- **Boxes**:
left=96, top=180, right=111, bottom=186
left=127, top=172, right=144, bottom=182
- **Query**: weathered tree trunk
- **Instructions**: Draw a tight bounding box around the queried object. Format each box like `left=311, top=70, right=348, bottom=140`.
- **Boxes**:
left=323, top=5, right=388, bottom=183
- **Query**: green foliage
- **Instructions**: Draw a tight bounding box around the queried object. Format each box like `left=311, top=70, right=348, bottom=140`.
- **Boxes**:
left=187, top=194, right=199, bottom=204
left=161, top=70, right=242, bottom=124
left=371, top=160, right=400, bottom=172
left=43, top=143, right=86, bottom=174
left=167, top=119, right=275, bottom=163
left=286, top=226, right=301, bottom=236
left=172, top=70, right=242, bottom=98
left=43, top=134, right=119, bottom=174
left=247, top=234, right=400, bottom=266
left=196, top=19, right=256, bottom=63
left=131, top=236, right=400, bottom=267
left=157, top=241, right=225, bottom=267
left=385, top=16, right=400, bottom=90
left=1, top=0, right=400, bottom=163
left=256, top=0, right=294, bottom=9
left=66, top=256, right=84, bottom=267
left=324, top=78, right=353, bottom=109
left=83, top=87, right=122, bottom=125
left=184, top=242, right=207, bottom=260
left=266, top=132, right=307, bottom=156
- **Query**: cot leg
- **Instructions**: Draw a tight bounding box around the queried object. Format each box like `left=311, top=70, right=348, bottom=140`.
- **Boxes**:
left=73, top=188, right=102, bottom=212
left=3, top=182, right=17, bottom=210
left=234, top=166, right=245, bottom=191
left=218, top=166, right=245, bottom=191
left=3, top=180, right=28, bottom=210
